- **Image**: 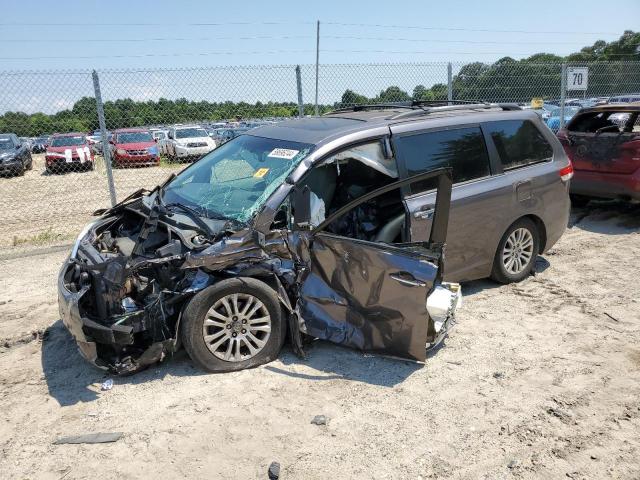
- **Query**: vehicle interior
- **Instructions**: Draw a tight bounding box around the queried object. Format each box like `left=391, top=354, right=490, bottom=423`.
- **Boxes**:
left=569, top=110, right=640, bottom=134
left=295, top=141, right=407, bottom=244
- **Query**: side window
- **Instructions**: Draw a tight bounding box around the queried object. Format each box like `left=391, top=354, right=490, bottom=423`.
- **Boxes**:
left=484, top=120, right=552, bottom=171
left=395, top=126, right=490, bottom=194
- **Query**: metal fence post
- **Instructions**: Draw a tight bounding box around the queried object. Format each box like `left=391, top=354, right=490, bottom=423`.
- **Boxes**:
left=314, top=20, right=320, bottom=116
left=295, top=65, right=304, bottom=118
left=560, top=63, right=567, bottom=130
left=92, top=70, right=117, bottom=206
left=447, top=62, right=453, bottom=105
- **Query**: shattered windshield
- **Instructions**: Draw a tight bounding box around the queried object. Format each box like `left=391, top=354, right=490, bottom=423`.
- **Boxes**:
left=162, top=134, right=313, bottom=222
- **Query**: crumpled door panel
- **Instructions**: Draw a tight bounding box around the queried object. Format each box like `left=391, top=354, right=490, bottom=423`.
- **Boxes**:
left=298, top=233, right=437, bottom=361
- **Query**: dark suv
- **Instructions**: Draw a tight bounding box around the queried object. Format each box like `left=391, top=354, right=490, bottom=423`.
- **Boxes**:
left=58, top=102, right=569, bottom=374
left=0, top=133, right=33, bottom=176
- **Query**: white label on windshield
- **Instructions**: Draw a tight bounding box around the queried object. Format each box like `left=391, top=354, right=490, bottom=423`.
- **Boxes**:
left=268, top=148, right=299, bottom=160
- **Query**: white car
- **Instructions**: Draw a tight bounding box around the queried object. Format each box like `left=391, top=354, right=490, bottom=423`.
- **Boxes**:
left=165, top=125, right=216, bottom=161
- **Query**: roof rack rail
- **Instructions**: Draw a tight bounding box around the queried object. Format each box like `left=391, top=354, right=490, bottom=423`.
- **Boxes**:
left=323, top=102, right=414, bottom=115
left=323, top=101, right=521, bottom=118
left=388, top=102, right=521, bottom=120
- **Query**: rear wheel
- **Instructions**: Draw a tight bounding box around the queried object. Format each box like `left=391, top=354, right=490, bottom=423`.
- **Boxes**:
left=491, top=218, right=539, bottom=284
left=182, top=277, right=286, bottom=373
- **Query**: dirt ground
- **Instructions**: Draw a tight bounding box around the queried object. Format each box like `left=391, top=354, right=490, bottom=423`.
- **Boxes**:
left=0, top=153, right=182, bottom=250
left=0, top=201, right=639, bottom=480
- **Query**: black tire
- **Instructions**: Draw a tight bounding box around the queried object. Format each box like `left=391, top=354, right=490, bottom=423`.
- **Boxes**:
left=181, top=277, right=286, bottom=373
left=490, top=217, right=540, bottom=284
left=570, top=194, right=590, bottom=208
left=15, top=163, right=25, bottom=176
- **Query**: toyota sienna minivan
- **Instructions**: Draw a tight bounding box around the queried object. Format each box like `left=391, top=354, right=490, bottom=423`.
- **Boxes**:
left=58, top=101, right=570, bottom=374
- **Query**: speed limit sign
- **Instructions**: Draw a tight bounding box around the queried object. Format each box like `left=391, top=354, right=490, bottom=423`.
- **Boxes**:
left=567, top=67, right=588, bottom=91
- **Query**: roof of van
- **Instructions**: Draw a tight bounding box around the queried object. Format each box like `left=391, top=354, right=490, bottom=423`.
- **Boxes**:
left=248, top=103, right=533, bottom=145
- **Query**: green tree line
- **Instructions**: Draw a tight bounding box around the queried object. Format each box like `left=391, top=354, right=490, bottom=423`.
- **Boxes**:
left=1, top=31, right=638, bottom=137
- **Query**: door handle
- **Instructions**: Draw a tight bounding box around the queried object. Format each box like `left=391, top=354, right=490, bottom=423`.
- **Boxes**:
left=413, top=205, right=435, bottom=219
left=390, top=272, right=426, bottom=287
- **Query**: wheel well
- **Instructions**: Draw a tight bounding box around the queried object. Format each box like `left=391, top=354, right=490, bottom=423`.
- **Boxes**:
left=523, top=214, right=547, bottom=253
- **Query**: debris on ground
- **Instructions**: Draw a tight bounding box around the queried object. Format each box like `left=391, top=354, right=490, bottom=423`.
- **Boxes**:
left=268, top=461, right=280, bottom=480
left=53, top=432, right=123, bottom=445
left=311, top=415, right=327, bottom=425
left=101, top=379, right=114, bottom=391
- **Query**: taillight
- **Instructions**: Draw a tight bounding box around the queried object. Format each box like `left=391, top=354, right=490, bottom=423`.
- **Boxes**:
left=556, top=129, right=568, bottom=142
left=559, top=161, right=574, bottom=182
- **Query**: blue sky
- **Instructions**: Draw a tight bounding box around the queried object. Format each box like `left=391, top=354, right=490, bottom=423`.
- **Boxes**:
left=1, top=0, right=638, bottom=70
left=0, top=0, right=638, bottom=114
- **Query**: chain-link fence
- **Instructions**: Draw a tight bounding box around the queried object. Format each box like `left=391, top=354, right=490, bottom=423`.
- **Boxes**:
left=1, top=61, right=639, bottom=255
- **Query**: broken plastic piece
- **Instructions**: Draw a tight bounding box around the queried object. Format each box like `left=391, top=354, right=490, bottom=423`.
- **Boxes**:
left=53, top=432, right=123, bottom=444
left=101, top=378, right=113, bottom=391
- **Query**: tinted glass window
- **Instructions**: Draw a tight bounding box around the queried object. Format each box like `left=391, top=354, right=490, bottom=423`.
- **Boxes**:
left=484, top=120, right=552, bottom=170
left=395, top=126, right=490, bottom=193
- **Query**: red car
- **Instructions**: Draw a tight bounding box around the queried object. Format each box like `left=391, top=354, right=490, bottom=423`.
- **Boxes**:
left=110, top=128, right=160, bottom=167
left=557, top=103, right=640, bottom=204
left=45, top=133, right=94, bottom=174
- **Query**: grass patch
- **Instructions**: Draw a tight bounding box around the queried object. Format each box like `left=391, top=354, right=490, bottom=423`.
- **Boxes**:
left=12, top=229, right=75, bottom=247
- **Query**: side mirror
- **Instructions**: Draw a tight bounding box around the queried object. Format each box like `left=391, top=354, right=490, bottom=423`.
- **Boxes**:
left=15, top=144, right=21, bottom=149
left=292, top=185, right=311, bottom=230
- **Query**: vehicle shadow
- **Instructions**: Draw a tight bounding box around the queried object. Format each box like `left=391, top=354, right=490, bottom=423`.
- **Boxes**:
left=570, top=200, right=640, bottom=235
left=264, top=341, right=423, bottom=388
left=41, top=320, right=205, bottom=406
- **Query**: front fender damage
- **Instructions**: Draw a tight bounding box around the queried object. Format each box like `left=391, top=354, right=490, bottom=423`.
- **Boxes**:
left=60, top=224, right=310, bottom=374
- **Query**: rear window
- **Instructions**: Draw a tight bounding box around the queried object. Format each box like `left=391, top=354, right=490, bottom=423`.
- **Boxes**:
left=395, top=126, right=490, bottom=194
left=484, top=120, right=552, bottom=170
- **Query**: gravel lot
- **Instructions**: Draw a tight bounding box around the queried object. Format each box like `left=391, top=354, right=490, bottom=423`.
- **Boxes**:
left=0, top=202, right=639, bottom=479
left=0, top=154, right=183, bottom=250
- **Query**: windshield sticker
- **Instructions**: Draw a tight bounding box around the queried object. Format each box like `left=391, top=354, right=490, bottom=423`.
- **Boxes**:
left=253, top=167, right=270, bottom=178
left=268, top=148, right=299, bottom=160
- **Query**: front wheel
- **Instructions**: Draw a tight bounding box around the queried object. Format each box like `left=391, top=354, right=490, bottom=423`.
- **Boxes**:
left=182, top=277, right=286, bottom=373
left=490, top=218, right=539, bottom=284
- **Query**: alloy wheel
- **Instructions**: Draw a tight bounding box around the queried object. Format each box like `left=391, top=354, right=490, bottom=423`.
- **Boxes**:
left=202, top=293, right=272, bottom=362
left=502, top=227, right=534, bottom=275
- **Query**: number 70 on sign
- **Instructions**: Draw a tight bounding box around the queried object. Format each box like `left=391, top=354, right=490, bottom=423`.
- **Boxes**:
left=567, top=67, right=588, bottom=91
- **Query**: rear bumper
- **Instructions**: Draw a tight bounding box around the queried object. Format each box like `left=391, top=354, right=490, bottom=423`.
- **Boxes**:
left=571, top=168, right=640, bottom=200
left=544, top=190, right=571, bottom=252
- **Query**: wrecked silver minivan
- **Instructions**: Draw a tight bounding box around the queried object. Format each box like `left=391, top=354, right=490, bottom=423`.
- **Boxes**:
left=58, top=111, right=462, bottom=374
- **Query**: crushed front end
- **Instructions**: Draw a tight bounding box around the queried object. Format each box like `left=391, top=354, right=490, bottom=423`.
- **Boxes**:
left=57, top=197, right=218, bottom=374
